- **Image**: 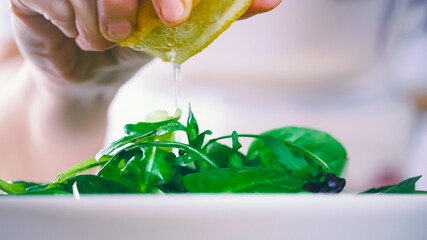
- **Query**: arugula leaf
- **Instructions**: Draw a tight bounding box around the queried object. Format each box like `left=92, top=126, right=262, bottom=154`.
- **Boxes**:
left=0, top=179, right=28, bottom=194
left=65, top=175, right=139, bottom=194
left=189, top=130, right=212, bottom=149
left=0, top=181, right=69, bottom=195
left=204, top=142, right=245, bottom=168
left=2, top=106, right=424, bottom=196
left=96, top=112, right=184, bottom=160
left=97, top=146, right=174, bottom=193
left=361, top=176, right=422, bottom=194
left=14, top=174, right=139, bottom=195
left=124, top=109, right=182, bottom=136
left=228, top=132, right=244, bottom=167
left=125, top=121, right=186, bottom=140
left=186, top=106, right=213, bottom=149
left=20, top=190, right=70, bottom=195
left=204, top=142, right=234, bottom=168
left=182, top=167, right=305, bottom=193
left=231, top=131, right=242, bottom=151
left=133, top=141, right=219, bottom=169
left=186, top=105, right=199, bottom=142
left=55, top=157, right=109, bottom=183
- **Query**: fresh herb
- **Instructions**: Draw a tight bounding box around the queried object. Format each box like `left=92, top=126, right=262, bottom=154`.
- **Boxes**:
left=0, top=107, right=424, bottom=195
left=360, top=176, right=424, bottom=194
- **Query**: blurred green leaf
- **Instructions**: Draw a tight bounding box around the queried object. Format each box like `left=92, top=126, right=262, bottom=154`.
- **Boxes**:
left=66, top=175, right=139, bottom=194
left=0, top=180, right=29, bottom=194
left=361, top=176, right=423, bottom=194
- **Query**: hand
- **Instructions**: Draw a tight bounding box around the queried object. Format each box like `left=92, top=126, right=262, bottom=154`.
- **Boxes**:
left=10, top=0, right=282, bottom=91
left=10, top=0, right=151, bottom=98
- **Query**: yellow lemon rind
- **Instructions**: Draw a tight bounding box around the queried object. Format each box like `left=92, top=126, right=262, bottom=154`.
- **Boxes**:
left=120, top=0, right=253, bottom=64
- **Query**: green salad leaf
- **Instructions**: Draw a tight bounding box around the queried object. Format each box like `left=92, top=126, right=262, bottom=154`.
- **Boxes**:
left=0, top=106, right=424, bottom=196
left=360, top=176, right=423, bottom=194
left=0, top=179, right=28, bottom=194
left=247, top=127, right=347, bottom=177
left=182, top=167, right=306, bottom=193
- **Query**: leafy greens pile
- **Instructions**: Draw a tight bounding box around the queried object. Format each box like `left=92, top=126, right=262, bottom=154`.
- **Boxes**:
left=0, top=107, right=424, bottom=195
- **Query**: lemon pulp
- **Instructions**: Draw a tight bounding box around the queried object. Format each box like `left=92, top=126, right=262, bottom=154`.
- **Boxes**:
left=120, top=0, right=253, bottom=64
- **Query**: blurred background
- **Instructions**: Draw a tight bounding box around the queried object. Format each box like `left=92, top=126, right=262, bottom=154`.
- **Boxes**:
left=1, top=0, right=426, bottom=191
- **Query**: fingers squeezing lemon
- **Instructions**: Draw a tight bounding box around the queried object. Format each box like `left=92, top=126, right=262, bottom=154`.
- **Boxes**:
left=120, top=0, right=253, bottom=64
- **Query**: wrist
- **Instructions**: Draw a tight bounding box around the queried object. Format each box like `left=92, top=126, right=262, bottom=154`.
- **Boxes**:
left=22, top=63, right=113, bottom=133
left=27, top=62, right=119, bottom=107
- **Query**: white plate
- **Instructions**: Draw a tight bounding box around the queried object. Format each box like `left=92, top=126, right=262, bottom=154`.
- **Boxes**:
left=1, top=194, right=426, bottom=240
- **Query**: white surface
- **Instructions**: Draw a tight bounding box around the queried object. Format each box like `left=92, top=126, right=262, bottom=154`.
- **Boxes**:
left=1, top=195, right=427, bottom=240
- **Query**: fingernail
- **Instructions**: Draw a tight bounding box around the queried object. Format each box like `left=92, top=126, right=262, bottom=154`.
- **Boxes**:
left=107, top=21, right=133, bottom=41
left=160, top=0, right=185, bottom=24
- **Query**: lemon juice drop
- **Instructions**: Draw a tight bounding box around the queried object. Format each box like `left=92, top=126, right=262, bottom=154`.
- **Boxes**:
left=166, top=50, right=182, bottom=111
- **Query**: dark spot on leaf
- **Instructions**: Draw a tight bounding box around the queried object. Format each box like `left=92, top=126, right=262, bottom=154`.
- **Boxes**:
left=303, top=173, right=346, bottom=193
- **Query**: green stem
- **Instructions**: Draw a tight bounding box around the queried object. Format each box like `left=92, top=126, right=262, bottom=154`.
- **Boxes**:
left=55, top=157, right=109, bottom=183
left=206, top=134, right=262, bottom=147
left=134, top=140, right=219, bottom=169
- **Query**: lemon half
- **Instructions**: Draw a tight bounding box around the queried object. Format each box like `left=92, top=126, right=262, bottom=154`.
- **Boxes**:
left=120, top=0, right=253, bottom=64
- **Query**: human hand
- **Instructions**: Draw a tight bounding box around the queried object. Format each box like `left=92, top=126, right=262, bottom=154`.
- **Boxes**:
left=10, top=0, right=282, bottom=93
left=10, top=0, right=152, bottom=99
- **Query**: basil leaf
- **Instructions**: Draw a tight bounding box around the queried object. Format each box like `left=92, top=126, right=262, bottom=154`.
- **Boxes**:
left=157, top=166, right=196, bottom=193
